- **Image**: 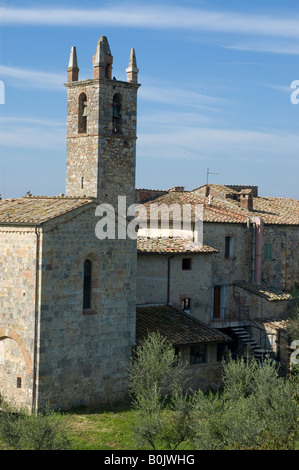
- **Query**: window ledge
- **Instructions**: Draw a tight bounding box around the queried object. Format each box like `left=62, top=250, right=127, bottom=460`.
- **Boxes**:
left=83, top=308, right=97, bottom=315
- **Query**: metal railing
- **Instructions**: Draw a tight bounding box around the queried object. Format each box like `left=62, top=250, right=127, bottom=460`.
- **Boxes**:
left=214, top=305, right=276, bottom=358
left=213, top=305, right=250, bottom=325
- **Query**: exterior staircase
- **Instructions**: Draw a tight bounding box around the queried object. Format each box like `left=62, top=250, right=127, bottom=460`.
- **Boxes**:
left=230, top=325, right=272, bottom=360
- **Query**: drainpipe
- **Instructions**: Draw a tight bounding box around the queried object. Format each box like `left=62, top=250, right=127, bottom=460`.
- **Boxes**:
left=251, top=221, right=256, bottom=283
left=248, top=217, right=264, bottom=284
left=167, top=255, right=175, bottom=305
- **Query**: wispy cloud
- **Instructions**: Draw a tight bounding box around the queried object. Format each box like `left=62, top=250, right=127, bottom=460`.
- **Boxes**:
left=0, top=116, right=65, bottom=127
left=137, top=126, right=299, bottom=162
left=0, top=65, right=65, bottom=90
left=225, top=42, right=299, bottom=55
left=1, top=5, right=299, bottom=39
left=139, top=85, right=225, bottom=112
left=0, top=123, right=64, bottom=150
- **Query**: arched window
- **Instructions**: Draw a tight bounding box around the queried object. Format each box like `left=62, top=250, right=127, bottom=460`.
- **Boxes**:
left=78, top=92, right=87, bottom=134
left=83, top=259, right=92, bottom=309
left=112, top=93, right=122, bottom=133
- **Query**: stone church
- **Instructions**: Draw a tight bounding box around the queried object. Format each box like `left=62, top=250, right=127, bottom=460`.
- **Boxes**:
left=0, top=36, right=140, bottom=411
left=1, top=36, right=297, bottom=413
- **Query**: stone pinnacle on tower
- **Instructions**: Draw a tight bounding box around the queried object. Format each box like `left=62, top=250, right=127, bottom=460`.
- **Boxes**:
left=126, top=48, right=139, bottom=83
left=67, top=46, right=79, bottom=82
left=93, top=36, right=113, bottom=80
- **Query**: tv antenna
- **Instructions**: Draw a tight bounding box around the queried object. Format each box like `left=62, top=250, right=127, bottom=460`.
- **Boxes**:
left=206, top=168, right=218, bottom=184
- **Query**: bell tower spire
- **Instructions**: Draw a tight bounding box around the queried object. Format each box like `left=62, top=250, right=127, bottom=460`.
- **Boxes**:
left=67, top=46, right=79, bottom=82
left=126, top=48, right=139, bottom=84
left=93, top=36, right=113, bottom=79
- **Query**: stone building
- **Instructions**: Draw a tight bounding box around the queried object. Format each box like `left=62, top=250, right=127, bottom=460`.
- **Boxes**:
left=136, top=184, right=298, bottom=364
left=0, top=36, right=139, bottom=412
left=1, top=36, right=298, bottom=411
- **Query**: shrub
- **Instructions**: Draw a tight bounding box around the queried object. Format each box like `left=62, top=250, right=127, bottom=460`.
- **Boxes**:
left=0, top=402, right=72, bottom=450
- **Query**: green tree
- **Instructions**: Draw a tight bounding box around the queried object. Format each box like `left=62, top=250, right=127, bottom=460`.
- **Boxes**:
left=193, top=356, right=298, bottom=450
left=129, top=332, right=194, bottom=450
left=129, top=333, right=298, bottom=450
left=286, top=288, right=299, bottom=342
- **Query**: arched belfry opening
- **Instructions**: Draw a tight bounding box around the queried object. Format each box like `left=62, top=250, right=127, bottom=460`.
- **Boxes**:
left=112, top=93, right=122, bottom=133
left=78, top=92, right=87, bottom=134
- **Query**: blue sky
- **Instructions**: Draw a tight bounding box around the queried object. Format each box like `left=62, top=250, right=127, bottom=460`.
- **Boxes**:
left=0, top=0, right=299, bottom=199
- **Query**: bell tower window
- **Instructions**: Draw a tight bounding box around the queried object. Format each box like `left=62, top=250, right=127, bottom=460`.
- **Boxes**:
left=78, top=92, right=87, bottom=134
left=112, top=93, right=122, bottom=133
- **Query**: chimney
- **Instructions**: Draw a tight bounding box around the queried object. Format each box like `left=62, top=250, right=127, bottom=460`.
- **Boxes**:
left=168, top=186, right=185, bottom=192
left=240, top=191, right=253, bottom=211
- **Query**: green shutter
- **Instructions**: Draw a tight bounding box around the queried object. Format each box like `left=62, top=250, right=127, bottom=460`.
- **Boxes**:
left=264, top=243, right=272, bottom=261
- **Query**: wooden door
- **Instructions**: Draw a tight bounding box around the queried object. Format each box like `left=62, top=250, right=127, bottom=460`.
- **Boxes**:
left=213, top=286, right=221, bottom=319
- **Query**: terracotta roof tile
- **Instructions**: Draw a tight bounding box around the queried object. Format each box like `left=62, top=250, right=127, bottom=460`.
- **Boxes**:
left=138, top=187, right=299, bottom=225
left=260, top=319, right=289, bottom=330
left=137, top=237, right=218, bottom=254
left=234, top=281, right=291, bottom=301
left=136, top=305, right=231, bottom=346
left=0, top=196, right=94, bottom=225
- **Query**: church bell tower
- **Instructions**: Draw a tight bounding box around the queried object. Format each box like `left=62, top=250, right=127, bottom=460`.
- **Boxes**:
left=65, top=36, right=140, bottom=208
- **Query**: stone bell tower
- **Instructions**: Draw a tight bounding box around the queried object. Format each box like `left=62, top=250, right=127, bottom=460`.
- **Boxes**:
left=65, top=36, right=140, bottom=208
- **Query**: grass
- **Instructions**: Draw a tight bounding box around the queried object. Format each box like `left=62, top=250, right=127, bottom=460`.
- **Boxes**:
left=64, top=402, right=138, bottom=450
left=1, top=401, right=298, bottom=450
left=0, top=404, right=298, bottom=450
left=49, top=402, right=299, bottom=451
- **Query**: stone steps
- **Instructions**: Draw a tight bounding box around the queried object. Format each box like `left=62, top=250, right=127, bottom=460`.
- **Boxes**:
left=231, top=326, right=271, bottom=360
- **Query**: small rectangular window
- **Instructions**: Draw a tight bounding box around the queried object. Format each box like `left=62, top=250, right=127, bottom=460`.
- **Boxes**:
left=181, top=297, right=191, bottom=313
left=225, top=236, right=234, bottom=258
left=17, top=377, right=22, bottom=388
left=182, top=258, right=192, bottom=270
left=83, top=259, right=92, bottom=310
left=264, top=243, right=272, bottom=261
left=190, top=344, right=207, bottom=365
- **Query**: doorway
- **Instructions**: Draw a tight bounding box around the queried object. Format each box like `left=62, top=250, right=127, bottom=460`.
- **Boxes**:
left=213, top=285, right=226, bottom=320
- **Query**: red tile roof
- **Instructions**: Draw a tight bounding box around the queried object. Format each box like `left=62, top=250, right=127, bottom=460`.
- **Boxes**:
left=0, top=196, right=95, bottom=225
left=137, top=237, right=218, bottom=254
left=137, top=185, right=299, bottom=225
left=136, top=305, right=231, bottom=346
left=234, top=281, right=291, bottom=301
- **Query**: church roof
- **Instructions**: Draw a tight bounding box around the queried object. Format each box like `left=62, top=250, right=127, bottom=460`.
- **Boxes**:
left=0, top=196, right=94, bottom=225
left=137, top=237, right=218, bottom=254
left=136, top=305, right=231, bottom=346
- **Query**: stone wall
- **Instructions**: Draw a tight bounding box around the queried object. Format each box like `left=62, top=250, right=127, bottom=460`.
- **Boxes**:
left=262, top=225, right=299, bottom=291
left=137, top=253, right=213, bottom=324
left=0, top=203, right=137, bottom=412
left=0, top=227, right=38, bottom=410
left=65, top=79, right=139, bottom=208
left=36, top=204, right=137, bottom=410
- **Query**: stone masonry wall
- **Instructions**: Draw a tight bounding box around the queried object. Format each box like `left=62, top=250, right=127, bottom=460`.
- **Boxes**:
left=262, top=225, right=299, bottom=291
left=36, top=204, right=137, bottom=410
left=0, top=227, right=38, bottom=410
left=136, top=253, right=213, bottom=324
left=66, top=79, right=138, bottom=208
